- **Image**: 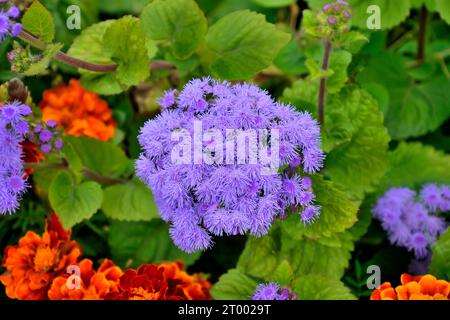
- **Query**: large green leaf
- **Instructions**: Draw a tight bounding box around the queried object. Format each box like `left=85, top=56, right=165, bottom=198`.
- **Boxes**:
left=64, top=136, right=131, bottom=177
left=323, top=87, right=390, bottom=199
left=49, top=171, right=103, bottom=229
left=239, top=226, right=355, bottom=281
left=211, top=269, right=259, bottom=300
left=102, top=16, right=150, bottom=87
left=205, top=10, right=290, bottom=79
left=429, top=228, right=450, bottom=280
left=98, top=0, right=150, bottom=14
left=68, top=17, right=149, bottom=95
left=101, top=179, right=159, bottom=221
left=376, top=142, right=450, bottom=195
left=108, top=219, right=201, bottom=268
left=357, top=53, right=450, bottom=139
left=294, top=275, right=356, bottom=300
left=140, top=0, right=207, bottom=59
left=285, top=176, right=359, bottom=238
left=22, top=1, right=55, bottom=43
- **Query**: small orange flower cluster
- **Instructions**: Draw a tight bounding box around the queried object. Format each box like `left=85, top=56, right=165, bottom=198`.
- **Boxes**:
left=370, top=273, right=449, bottom=300
left=1, top=214, right=212, bottom=300
left=39, top=79, right=116, bottom=141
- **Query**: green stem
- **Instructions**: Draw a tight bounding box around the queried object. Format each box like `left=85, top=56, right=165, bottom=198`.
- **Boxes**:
left=318, top=41, right=332, bottom=125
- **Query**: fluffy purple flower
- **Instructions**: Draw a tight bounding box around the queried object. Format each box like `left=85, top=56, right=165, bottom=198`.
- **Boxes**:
left=54, top=139, right=64, bottom=150
left=373, top=185, right=448, bottom=259
left=0, top=5, right=22, bottom=43
left=39, top=129, right=52, bottom=142
left=252, top=283, right=296, bottom=300
left=136, top=78, right=324, bottom=252
left=0, top=101, right=30, bottom=214
left=327, top=15, right=337, bottom=25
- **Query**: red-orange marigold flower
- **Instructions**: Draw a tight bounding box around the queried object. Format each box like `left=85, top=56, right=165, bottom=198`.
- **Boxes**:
left=106, top=261, right=211, bottom=300
left=0, top=214, right=81, bottom=300
left=39, top=79, right=116, bottom=141
left=370, top=274, right=450, bottom=300
left=48, top=259, right=123, bottom=300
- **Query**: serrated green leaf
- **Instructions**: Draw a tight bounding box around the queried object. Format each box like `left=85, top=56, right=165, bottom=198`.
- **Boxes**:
left=323, top=87, right=390, bottom=199
left=98, top=0, right=150, bottom=14
left=140, top=0, right=207, bottom=59
left=305, top=58, right=335, bottom=79
left=283, top=176, right=359, bottom=238
left=64, top=136, right=130, bottom=177
left=376, top=142, right=450, bottom=195
left=103, top=16, right=150, bottom=87
left=429, top=228, right=450, bottom=280
left=294, top=275, right=356, bottom=300
left=281, top=78, right=318, bottom=114
left=357, top=53, right=450, bottom=139
left=434, top=0, right=450, bottom=24
left=23, top=43, right=63, bottom=76
left=22, top=1, right=55, bottom=43
left=102, top=179, right=159, bottom=221
left=327, top=50, right=352, bottom=94
left=68, top=17, right=149, bottom=95
left=108, top=219, right=201, bottom=268
left=274, top=40, right=307, bottom=76
left=49, top=171, right=103, bottom=229
left=239, top=225, right=355, bottom=281
left=205, top=10, right=290, bottom=79
left=272, top=260, right=294, bottom=285
left=211, top=269, right=259, bottom=300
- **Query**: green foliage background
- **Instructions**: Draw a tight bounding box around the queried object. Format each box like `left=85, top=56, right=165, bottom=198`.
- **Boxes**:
left=0, top=0, right=449, bottom=300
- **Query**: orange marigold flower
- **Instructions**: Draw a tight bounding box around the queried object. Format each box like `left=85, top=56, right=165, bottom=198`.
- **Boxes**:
left=370, top=274, right=450, bottom=300
left=106, top=261, right=211, bottom=300
left=48, top=259, right=123, bottom=300
left=0, top=213, right=81, bottom=300
left=39, top=79, right=116, bottom=141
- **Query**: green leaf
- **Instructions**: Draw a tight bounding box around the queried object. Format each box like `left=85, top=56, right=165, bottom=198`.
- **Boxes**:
left=108, top=219, right=201, bottom=268
left=376, top=142, right=450, bottom=195
left=239, top=225, right=355, bottom=281
left=249, top=0, right=295, bottom=8
left=274, top=40, right=307, bottom=76
left=103, top=16, right=150, bottom=87
left=357, top=53, right=450, bottom=139
left=64, top=136, right=130, bottom=177
left=283, top=176, right=359, bottom=238
left=23, top=43, right=63, bottom=76
left=68, top=17, right=149, bottom=95
left=22, top=1, right=55, bottom=43
left=323, top=87, right=390, bottom=199
left=434, top=0, right=450, bottom=24
left=211, top=269, right=259, bottom=300
left=140, top=0, right=207, bottom=59
left=340, top=31, right=369, bottom=54
left=102, top=179, right=159, bottom=221
left=205, top=10, right=290, bottom=79
left=294, top=275, right=356, bottom=300
left=98, top=0, right=150, bottom=14
left=281, top=78, right=318, bottom=114
left=429, top=228, right=450, bottom=280
left=49, top=171, right=103, bottom=229
left=327, top=50, right=352, bottom=94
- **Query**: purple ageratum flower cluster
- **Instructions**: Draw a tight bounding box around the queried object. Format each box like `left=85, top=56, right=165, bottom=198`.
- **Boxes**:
left=252, top=282, right=297, bottom=300
left=136, top=78, right=324, bottom=253
left=373, top=185, right=449, bottom=259
left=31, top=119, right=64, bottom=154
left=0, top=100, right=31, bottom=214
left=0, top=2, right=22, bottom=43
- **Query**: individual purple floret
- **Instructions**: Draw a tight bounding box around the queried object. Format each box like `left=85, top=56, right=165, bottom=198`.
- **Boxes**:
left=252, top=282, right=296, bottom=300
left=373, top=185, right=448, bottom=259
left=136, top=78, right=324, bottom=252
left=0, top=100, right=30, bottom=214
